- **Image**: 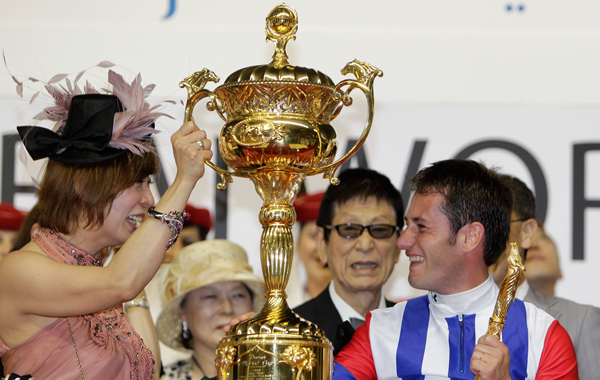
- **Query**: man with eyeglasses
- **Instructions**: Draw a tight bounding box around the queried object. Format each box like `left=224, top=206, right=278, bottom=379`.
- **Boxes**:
left=333, top=160, right=577, bottom=380
left=294, top=168, right=404, bottom=354
left=490, top=174, right=600, bottom=380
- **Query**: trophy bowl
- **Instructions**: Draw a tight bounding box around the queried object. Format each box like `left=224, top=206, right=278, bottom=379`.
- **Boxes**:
left=180, top=4, right=382, bottom=380
left=212, top=68, right=340, bottom=174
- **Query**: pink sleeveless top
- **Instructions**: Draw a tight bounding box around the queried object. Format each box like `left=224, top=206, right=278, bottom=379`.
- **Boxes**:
left=0, top=228, right=155, bottom=380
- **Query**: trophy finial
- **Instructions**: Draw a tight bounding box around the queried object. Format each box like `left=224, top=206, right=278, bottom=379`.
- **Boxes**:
left=265, top=3, right=298, bottom=69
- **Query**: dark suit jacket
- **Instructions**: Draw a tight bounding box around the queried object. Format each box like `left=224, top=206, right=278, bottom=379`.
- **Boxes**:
left=294, top=287, right=395, bottom=354
left=524, top=286, right=600, bottom=380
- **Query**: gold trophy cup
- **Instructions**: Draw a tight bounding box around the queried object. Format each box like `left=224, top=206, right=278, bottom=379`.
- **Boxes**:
left=180, top=4, right=382, bottom=380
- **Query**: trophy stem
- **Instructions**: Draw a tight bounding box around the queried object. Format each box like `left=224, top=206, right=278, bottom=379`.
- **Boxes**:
left=259, top=218, right=294, bottom=292
left=252, top=171, right=305, bottom=314
left=216, top=170, right=332, bottom=380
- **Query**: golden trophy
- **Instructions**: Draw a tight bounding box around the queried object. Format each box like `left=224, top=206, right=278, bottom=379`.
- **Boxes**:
left=180, top=4, right=382, bottom=380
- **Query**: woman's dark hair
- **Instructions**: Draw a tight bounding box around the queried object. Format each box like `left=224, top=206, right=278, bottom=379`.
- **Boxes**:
left=36, top=151, right=159, bottom=235
left=410, top=159, right=513, bottom=267
left=179, top=283, right=255, bottom=349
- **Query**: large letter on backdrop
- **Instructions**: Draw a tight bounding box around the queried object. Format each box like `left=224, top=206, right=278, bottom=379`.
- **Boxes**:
left=214, top=142, right=229, bottom=239
left=2, top=133, right=35, bottom=203
left=572, top=143, right=600, bottom=261
left=340, top=138, right=369, bottom=172
left=400, top=140, right=427, bottom=209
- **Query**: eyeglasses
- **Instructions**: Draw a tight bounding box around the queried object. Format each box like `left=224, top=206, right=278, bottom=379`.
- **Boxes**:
left=510, top=218, right=528, bottom=223
left=325, top=223, right=400, bottom=239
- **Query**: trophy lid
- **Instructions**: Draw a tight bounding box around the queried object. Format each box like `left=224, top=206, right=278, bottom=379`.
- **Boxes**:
left=223, top=64, right=335, bottom=86
left=221, top=4, right=335, bottom=87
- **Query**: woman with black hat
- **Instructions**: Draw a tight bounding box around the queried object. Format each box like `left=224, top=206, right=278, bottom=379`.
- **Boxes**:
left=0, top=69, right=212, bottom=380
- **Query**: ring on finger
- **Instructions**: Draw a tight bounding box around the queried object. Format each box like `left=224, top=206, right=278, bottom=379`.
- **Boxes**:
left=196, top=140, right=204, bottom=149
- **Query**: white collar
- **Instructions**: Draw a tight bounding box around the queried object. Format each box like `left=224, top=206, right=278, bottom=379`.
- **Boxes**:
left=428, top=275, right=498, bottom=317
left=515, top=279, right=530, bottom=300
left=329, top=281, right=386, bottom=322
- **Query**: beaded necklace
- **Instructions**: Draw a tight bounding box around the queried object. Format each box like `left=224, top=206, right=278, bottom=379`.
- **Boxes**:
left=34, top=228, right=101, bottom=267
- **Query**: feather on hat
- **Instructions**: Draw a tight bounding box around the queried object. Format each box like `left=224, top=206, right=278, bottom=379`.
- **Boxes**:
left=13, top=62, right=173, bottom=164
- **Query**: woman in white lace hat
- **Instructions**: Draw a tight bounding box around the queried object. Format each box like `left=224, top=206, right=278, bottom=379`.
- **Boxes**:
left=157, top=240, right=264, bottom=380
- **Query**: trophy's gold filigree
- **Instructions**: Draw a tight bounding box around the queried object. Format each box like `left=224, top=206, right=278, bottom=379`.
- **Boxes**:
left=281, top=345, right=317, bottom=380
left=475, top=242, right=525, bottom=380
left=213, top=83, right=339, bottom=123
left=180, top=69, right=220, bottom=100
left=341, top=59, right=383, bottom=85
left=265, top=4, right=298, bottom=68
left=216, top=346, right=237, bottom=379
left=182, top=4, right=382, bottom=380
left=230, top=118, right=285, bottom=147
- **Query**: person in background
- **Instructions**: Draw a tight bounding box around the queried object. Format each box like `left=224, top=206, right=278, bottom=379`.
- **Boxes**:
left=490, top=174, right=600, bottom=380
left=488, top=175, right=538, bottom=287
left=0, top=203, right=27, bottom=261
left=524, top=222, right=562, bottom=296
left=287, top=191, right=332, bottom=307
left=334, top=160, right=577, bottom=380
left=0, top=68, right=212, bottom=380
left=294, top=168, right=403, bottom=354
left=146, top=205, right=213, bottom=366
left=156, top=240, right=264, bottom=380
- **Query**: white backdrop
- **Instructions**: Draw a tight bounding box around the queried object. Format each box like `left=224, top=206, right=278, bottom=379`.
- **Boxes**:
left=2, top=0, right=600, bottom=307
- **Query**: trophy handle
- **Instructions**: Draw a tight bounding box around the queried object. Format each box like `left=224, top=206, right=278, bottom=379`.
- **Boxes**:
left=180, top=69, right=234, bottom=190
left=309, top=60, right=383, bottom=185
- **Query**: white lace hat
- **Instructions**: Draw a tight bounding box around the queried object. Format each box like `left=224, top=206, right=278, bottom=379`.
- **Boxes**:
left=156, top=239, right=265, bottom=351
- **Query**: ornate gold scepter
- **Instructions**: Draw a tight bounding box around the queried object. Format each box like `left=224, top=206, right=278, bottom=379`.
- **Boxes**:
left=475, top=242, right=525, bottom=380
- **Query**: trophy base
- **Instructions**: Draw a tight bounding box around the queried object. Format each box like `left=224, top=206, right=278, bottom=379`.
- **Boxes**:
left=217, top=303, right=332, bottom=380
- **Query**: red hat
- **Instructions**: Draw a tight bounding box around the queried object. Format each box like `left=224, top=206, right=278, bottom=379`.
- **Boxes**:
left=184, top=204, right=212, bottom=232
left=0, top=203, right=27, bottom=231
left=293, top=192, right=325, bottom=223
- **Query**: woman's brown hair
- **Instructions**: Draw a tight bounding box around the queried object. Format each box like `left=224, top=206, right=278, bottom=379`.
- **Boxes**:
left=36, top=151, right=159, bottom=235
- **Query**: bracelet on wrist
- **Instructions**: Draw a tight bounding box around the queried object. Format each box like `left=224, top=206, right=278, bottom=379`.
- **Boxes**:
left=123, top=296, right=149, bottom=312
left=147, top=207, right=190, bottom=249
